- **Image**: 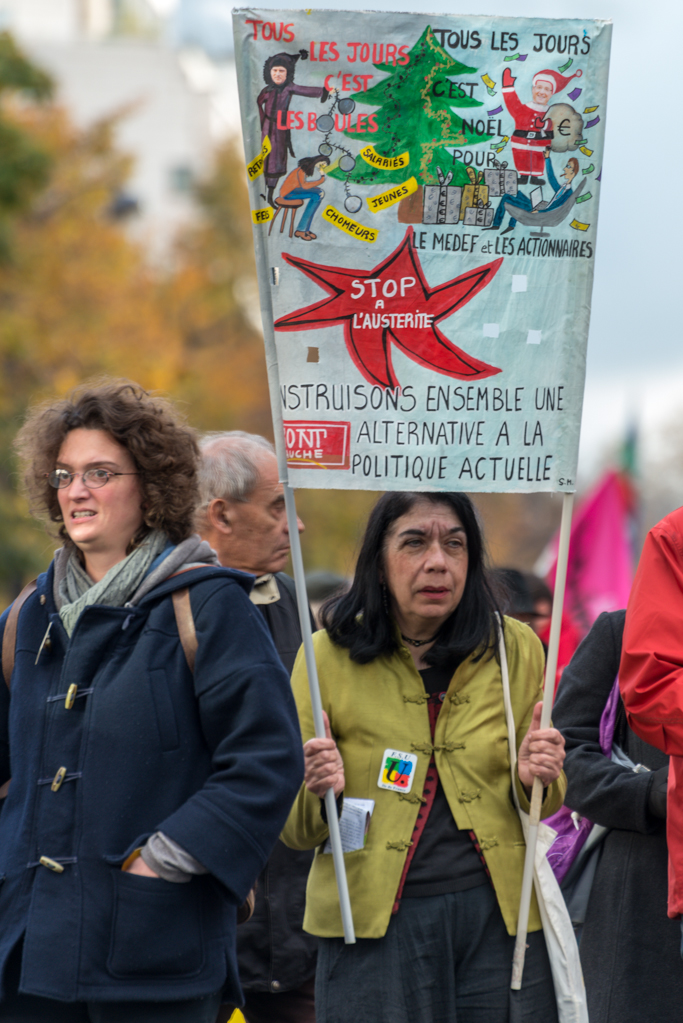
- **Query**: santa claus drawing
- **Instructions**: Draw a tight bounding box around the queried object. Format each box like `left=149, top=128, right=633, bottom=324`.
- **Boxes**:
left=502, top=66, right=582, bottom=184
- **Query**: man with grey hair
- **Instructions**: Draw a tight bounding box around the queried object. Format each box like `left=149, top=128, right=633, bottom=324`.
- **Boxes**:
left=197, top=432, right=316, bottom=1023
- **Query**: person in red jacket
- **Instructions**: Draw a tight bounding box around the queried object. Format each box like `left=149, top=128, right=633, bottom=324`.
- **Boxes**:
left=619, top=505, right=683, bottom=932
left=502, top=67, right=582, bottom=184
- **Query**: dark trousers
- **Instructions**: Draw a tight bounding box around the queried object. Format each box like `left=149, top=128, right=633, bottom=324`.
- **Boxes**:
left=0, top=941, right=223, bottom=1023
left=242, top=976, right=316, bottom=1023
left=315, top=884, right=558, bottom=1023
left=493, top=193, right=533, bottom=229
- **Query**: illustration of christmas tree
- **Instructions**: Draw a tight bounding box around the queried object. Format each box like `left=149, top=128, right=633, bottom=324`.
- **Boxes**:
left=329, top=27, right=491, bottom=190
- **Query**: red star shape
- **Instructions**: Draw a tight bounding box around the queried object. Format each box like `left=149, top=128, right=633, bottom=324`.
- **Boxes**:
left=274, top=227, right=502, bottom=389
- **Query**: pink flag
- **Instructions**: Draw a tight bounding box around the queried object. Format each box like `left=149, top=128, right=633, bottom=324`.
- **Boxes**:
left=547, top=470, right=635, bottom=637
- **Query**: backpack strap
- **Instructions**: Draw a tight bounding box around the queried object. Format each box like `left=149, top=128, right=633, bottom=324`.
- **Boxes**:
left=172, top=587, right=197, bottom=673
left=169, top=583, right=256, bottom=924
left=2, top=580, right=37, bottom=690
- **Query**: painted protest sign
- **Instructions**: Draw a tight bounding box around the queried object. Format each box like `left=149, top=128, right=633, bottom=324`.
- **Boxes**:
left=233, top=10, right=611, bottom=493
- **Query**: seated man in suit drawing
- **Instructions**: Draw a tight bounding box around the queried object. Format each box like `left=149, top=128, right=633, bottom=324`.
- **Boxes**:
left=488, top=148, right=579, bottom=235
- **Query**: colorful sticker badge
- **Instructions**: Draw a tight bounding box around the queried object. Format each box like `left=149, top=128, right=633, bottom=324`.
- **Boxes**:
left=377, top=749, right=418, bottom=794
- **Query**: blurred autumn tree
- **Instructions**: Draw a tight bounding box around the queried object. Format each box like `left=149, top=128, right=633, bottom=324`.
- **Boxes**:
left=0, top=116, right=272, bottom=597
left=0, top=36, right=379, bottom=598
left=0, top=32, right=561, bottom=603
left=0, top=33, right=53, bottom=239
left=168, top=142, right=273, bottom=435
left=0, top=32, right=56, bottom=597
left=0, top=34, right=207, bottom=598
left=471, top=492, right=561, bottom=571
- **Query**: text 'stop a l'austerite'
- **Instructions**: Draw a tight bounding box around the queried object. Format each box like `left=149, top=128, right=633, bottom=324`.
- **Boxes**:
left=233, top=9, right=612, bottom=494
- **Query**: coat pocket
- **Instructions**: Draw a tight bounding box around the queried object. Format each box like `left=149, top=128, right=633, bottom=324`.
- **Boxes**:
left=107, top=869, right=205, bottom=978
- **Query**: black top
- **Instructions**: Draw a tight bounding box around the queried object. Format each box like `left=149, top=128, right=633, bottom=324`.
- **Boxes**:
left=550, top=611, right=683, bottom=1023
left=256, top=572, right=314, bottom=674
left=237, top=573, right=318, bottom=993
left=552, top=610, right=666, bottom=831
left=403, top=660, right=487, bottom=898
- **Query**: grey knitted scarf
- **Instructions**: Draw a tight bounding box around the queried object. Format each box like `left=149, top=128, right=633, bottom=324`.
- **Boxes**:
left=54, top=531, right=220, bottom=637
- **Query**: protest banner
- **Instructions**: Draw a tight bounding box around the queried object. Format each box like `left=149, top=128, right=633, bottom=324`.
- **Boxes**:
left=234, top=9, right=610, bottom=495
left=233, top=6, right=611, bottom=976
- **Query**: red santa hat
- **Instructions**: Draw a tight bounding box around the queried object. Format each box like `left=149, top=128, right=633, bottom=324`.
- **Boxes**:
left=532, top=68, right=582, bottom=94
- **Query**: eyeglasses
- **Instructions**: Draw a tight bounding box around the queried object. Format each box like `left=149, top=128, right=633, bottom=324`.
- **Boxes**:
left=45, top=469, right=140, bottom=490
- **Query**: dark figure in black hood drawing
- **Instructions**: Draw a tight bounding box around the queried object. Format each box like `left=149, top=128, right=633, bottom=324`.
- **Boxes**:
left=257, top=49, right=331, bottom=207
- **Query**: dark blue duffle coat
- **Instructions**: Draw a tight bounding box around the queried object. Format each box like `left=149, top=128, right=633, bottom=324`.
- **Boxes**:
left=0, top=562, right=304, bottom=1005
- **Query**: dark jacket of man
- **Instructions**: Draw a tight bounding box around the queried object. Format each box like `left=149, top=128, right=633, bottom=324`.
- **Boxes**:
left=236, top=572, right=318, bottom=993
left=0, top=563, right=303, bottom=1005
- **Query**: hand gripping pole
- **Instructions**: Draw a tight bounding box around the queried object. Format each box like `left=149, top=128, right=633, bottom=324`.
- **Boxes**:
left=283, top=483, right=356, bottom=944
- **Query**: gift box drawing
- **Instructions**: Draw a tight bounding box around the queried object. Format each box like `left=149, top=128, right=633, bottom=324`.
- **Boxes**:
left=459, top=168, right=489, bottom=221
left=463, top=199, right=494, bottom=227
left=484, top=159, right=518, bottom=198
left=423, top=168, right=462, bottom=225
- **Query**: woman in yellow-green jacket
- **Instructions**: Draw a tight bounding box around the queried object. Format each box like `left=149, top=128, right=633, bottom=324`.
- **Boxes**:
left=282, top=491, right=566, bottom=1023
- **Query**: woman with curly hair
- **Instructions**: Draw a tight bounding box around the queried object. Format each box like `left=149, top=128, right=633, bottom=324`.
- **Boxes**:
left=0, top=380, right=303, bottom=1021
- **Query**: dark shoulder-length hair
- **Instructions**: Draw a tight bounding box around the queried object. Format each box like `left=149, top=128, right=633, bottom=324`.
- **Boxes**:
left=321, top=491, right=501, bottom=666
left=15, top=378, right=199, bottom=549
left=298, top=154, right=330, bottom=177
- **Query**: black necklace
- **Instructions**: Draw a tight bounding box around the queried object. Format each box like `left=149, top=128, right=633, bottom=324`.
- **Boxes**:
left=401, top=632, right=438, bottom=648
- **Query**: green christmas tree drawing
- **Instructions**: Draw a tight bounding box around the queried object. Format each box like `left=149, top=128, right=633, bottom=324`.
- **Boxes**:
left=329, top=27, right=491, bottom=190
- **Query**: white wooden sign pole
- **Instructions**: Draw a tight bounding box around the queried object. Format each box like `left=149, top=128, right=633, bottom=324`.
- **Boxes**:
left=511, top=491, right=574, bottom=988
left=283, top=483, right=356, bottom=944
